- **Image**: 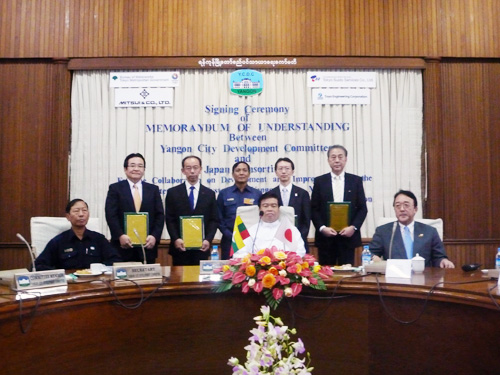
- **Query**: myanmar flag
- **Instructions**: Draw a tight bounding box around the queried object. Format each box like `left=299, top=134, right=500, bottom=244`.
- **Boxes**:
left=230, top=215, right=250, bottom=256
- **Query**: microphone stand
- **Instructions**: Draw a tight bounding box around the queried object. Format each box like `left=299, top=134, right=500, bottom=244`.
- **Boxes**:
left=133, top=229, right=147, bottom=265
left=388, top=221, right=397, bottom=260
left=251, top=211, right=264, bottom=254
left=17, top=233, right=36, bottom=272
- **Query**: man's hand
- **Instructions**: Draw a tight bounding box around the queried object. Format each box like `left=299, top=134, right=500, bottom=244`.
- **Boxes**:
left=119, top=234, right=133, bottom=248
left=440, top=258, right=455, bottom=268
left=174, top=238, right=186, bottom=251
left=339, top=226, right=356, bottom=238
left=145, top=235, right=156, bottom=249
left=321, top=227, right=337, bottom=237
left=201, top=240, right=210, bottom=252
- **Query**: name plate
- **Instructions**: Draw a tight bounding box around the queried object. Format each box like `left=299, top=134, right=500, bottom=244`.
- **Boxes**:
left=13, top=269, right=67, bottom=290
left=199, top=260, right=230, bottom=275
left=113, top=263, right=163, bottom=280
left=385, top=259, right=412, bottom=279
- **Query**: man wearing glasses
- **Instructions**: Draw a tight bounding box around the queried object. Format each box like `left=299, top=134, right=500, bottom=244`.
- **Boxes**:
left=269, top=157, right=311, bottom=252
left=105, top=153, right=165, bottom=263
left=369, top=190, right=455, bottom=268
left=165, top=155, right=218, bottom=265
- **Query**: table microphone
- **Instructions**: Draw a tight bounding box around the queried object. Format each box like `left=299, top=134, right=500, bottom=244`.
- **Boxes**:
left=388, top=221, right=397, bottom=260
left=16, top=233, right=36, bottom=272
left=251, top=211, right=264, bottom=254
left=133, top=229, right=147, bottom=265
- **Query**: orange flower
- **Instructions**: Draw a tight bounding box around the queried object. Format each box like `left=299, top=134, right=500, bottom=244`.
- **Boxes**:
left=262, top=273, right=277, bottom=289
left=245, top=265, right=256, bottom=277
left=222, top=264, right=230, bottom=272
left=257, top=249, right=266, bottom=255
left=279, top=261, right=287, bottom=269
left=259, top=256, right=272, bottom=266
left=268, top=267, right=278, bottom=275
left=274, top=251, right=287, bottom=260
left=295, top=263, right=303, bottom=273
left=301, top=261, right=309, bottom=269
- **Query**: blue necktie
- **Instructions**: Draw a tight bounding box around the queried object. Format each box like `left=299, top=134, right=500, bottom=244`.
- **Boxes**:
left=189, top=186, right=195, bottom=211
left=403, top=226, right=413, bottom=259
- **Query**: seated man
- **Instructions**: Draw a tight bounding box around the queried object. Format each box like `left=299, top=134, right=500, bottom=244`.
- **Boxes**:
left=369, top=190, right=455, bottom=268
left=35, top=199, right=122, bottom=270
left=233, top=192, right=306, bottom=258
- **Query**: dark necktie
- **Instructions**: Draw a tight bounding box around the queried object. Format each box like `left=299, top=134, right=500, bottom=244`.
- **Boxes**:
left=189, top=186, right=195, bottom=211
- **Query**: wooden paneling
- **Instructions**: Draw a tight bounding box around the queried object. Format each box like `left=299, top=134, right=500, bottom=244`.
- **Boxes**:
left=0, top=60, right=71, bottom=243
left=0, top=0, right=500, bottom=58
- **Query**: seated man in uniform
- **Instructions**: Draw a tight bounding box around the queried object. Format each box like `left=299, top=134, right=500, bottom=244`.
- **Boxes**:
left=35, top=199, right=122, bottom=270
left=233, top=192, right=306, bottom=258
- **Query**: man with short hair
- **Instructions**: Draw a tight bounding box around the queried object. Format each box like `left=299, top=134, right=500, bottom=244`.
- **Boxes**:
left=165, top=156, right=218, bottom=265
left=217, top=161, right=262, bottom=259
left=311, top=145, right=368, bottom=265
left=36, top=199, right=122, bottom=270
left=369, top=190, right=455, bottom=268
left=105, top=153, right=165, bottom=264
left=270, top=157, right=311, bottom=252
left=233, top=192, right=306, bottom=258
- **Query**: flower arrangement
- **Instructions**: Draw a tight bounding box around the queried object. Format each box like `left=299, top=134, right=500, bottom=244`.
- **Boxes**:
left=228, top=305, right=314, bottom=374
left=213, top=246, right=333, bottom=310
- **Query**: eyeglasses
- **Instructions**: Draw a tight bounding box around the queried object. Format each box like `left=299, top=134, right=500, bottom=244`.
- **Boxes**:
left=277, top=167, right=292, bottom=171
left=128, top=164, right=145, bottom=169
left=394, top=203, right=414, bottom=210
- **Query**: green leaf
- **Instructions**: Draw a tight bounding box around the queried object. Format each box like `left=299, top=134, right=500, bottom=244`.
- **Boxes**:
left=212, top=281, right=234, bottom=293
left=263, top=289, right=281, bottom=310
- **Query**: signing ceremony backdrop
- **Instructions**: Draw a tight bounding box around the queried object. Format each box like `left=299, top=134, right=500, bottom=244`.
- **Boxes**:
left=70, top=69, right=423, bottom=240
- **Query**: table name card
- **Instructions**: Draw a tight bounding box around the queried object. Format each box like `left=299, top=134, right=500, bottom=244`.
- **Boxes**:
left=113, top=264, right=163, bottom=280
left=13, top=269, right=67, bottom=290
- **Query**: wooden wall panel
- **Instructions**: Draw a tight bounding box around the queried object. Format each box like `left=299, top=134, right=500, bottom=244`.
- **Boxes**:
left=0, top=60, right=71, bottom=243
left=1, top=0, right=500, bottom=58
left=438, top=61, right=500, bottom=240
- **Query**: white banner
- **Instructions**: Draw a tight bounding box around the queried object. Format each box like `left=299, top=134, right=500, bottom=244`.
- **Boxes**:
left=114, top=87, right=174, bottom=107
left=312, top=88, right=370, bottom=105
left=308, top=71, right=377, bottom=88
left=110, top=72, right=180, bottom=87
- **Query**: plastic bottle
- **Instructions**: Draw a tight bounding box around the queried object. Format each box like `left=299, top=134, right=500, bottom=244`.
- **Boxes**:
left=361, top=245, right=371, bottom=266
left=495, top=247, right=500, bottom=269
left=211, top=245, right=219, bottom=261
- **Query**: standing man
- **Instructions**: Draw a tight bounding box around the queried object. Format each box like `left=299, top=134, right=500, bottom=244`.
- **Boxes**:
left=311, top=145, right=367, bottom=265
left=270, top=157, right=311, bottom=252
left=217, top=161, right=262, bottom=259
left=165, top=156, right=218, bottom=265
left=369, top=190, right=455, bottom=268
left=105, top=153, right=165, bottom=264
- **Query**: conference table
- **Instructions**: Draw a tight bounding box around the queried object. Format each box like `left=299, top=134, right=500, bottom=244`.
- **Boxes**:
left=1, top=266, right=499, bottom=375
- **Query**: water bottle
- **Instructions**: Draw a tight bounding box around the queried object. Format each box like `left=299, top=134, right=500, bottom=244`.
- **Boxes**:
left=211, top=245, right=219, bottom=261
left=361, top=245, right=371, bottom=266
left=495, top=247, right=500, bottom=269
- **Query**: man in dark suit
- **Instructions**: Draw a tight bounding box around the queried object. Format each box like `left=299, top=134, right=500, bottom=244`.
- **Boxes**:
left=270, top=157, right=311, bottom=252
left=311, top=145, right=367, bottom=265
left=165, top=155, right=218, bottom=265
left=105, top=153, right=165, bottom=264
left=369, top=190, right=455, bottom=268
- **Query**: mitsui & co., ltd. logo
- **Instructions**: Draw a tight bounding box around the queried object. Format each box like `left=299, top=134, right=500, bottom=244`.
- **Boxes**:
left=230, top=69, right=263, bottom=96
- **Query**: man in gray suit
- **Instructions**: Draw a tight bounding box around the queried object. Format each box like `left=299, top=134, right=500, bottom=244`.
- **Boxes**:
left=369, top=190, right=455, bottom=268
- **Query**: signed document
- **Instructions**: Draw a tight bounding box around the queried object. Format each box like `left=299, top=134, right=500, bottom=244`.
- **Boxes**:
left=125, top=212, right=149, bottom=246
left=180, top=215, right=205, bottom=249
left=327, top=202, right=350, bottom=231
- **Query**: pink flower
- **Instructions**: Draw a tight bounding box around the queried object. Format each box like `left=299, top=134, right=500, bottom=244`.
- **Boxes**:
left=254, top=281, right=263, bottom=293
left=241, top=281, right=249, bottom=293
left=291, top=283, right=303, bottom=297
left=309, top=276, right=318, bottom=285
left=222, top=270, right=234, bottom=280
left=232, top=272, right=246, bottom=285
left=272, top=287, right=283, bottom=300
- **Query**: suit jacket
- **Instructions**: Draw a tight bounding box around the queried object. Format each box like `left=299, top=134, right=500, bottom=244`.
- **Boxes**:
left=369, top=221, right=448, bottom=267
left=165, top=183, right=218, bottom=256
left=311, top=172, right=367, bottom=248
left=270, top=184, right=311, bottom=247
left=105, top=179, right=165, bottom=256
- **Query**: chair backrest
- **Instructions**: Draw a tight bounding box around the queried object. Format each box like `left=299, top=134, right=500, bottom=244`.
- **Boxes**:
left=377, top=217, right=443, bottom=240
left=30, top=217, right=101, bottom=256
left=235, top=205, right=296, bottom=230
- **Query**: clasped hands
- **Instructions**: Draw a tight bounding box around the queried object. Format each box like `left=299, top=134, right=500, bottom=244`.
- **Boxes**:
left=321, top=225, right=356, bottom=238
